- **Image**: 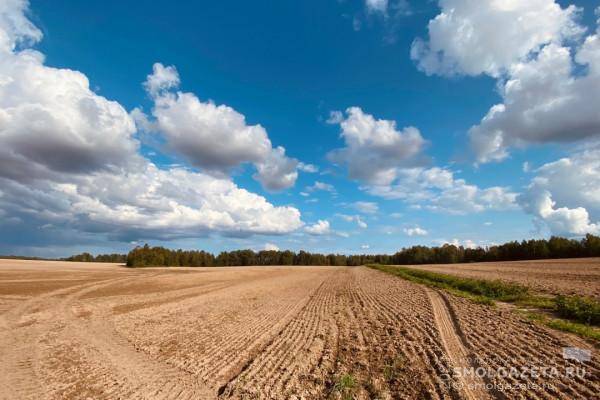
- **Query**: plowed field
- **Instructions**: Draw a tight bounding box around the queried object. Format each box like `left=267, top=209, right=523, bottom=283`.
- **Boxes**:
left=410, top=258, right=600, bottom=298
left=0, top=259, right=597, bottom=399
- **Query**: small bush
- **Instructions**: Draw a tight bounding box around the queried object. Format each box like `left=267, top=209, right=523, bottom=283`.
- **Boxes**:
left=555, top=295, right=600, bottom=326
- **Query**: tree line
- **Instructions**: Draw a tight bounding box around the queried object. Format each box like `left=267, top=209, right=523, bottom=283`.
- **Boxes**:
left=120, top=234, right=600, bottom=267
left=64, top=252, right=127, bottom=263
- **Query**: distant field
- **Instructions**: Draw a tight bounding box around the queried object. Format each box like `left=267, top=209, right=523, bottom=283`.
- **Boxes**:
left=409, top=258, right=600, bottom=299
left=0, top=259, right=598, bottom=399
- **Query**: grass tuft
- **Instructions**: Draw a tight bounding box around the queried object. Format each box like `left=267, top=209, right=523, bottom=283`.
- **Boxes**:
left=383, top=355, right=405, bottom=382
left=333, top=373, right=356, bottom=400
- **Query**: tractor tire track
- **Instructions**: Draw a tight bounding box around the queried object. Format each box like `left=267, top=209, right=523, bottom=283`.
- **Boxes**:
left=426, top=289, right=493, bottom=400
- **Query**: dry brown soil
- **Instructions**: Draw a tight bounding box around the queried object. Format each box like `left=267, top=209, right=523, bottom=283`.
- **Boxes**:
left=0, top=259, right=598, bottom=399
left=411, top=258, right=600, bottom=298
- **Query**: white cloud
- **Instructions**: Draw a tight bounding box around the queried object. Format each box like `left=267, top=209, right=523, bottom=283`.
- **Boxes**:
left=253, top=146, right=298, bottom=192
left=360, top=244, right=370, bottom=250
left=0, top=0, right=42, bottom=52
left=336, top=214, right=354, bottom=222
left=0, top=2, right=303, bottom=243
left=366, top=0, right=388, bottom=14
left=519, top=148, right=600, bottom=236
left=306, top=181, right=336, bottom=193
left=403, top=226, right=428, bottom=236
left=336, top=214, right=368, bottom=229
left=356, top=216, right=367, bottom=229
left=0, top=163, right=304, bottom=240
left=411, top=0, right=583, bottom=77
left=469, top=39, right=600, bottom=163
left=461, top=239, right=478, bottom=249
left=413, top=1, right=600, bottom=163
left=145, top=64, right=269, bottom=171
left=0, top=16, right=139, bottom=180
left=298, top=162, right=318, bottom=173
left=305, top=220, right=331, bottom=235
left=435, top=238, right=478, bottom=249
left=326, top=110, right=344, bottom=124
left=329, top=107, right=516, bottom=219
left=350, top=201, right=379, bottom=214
left=264, top=242, right=279, bottom=251
left=367, top=167, right=517, bottom=214
left=141, top=63, right=299, bottom=190
left=143, top=63, right=180, bottom=98
left=327, top=107, right=427, bottom=185
left=519, top=189, right=598, bottom=236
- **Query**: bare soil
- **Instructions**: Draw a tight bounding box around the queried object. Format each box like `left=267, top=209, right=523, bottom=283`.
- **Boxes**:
left=0, top=259, right=598, bottom=399
left=410, top=258, right=600, bottom=298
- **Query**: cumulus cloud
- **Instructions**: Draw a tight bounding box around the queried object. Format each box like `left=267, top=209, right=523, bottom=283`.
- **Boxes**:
left=148, top=84, right=270, bottom=171
left=470, top=39, right=600, bottom=163
left=518, top=148, right=600, bottom=236
left=403, top=226, right=428, bottom=236
left=143, top=62, right=180, bottom=98
left=0, top=165, right=303, bottom=240
left=411, top=0, right=582, bottom=77
left=519, top=189, right=598, bottom=236
left=141, top=63, right=299, bottom=190
left=253, top=146, right=298, bottom=192
left=0, top=0, right=42, bottom=52
left=0, top=1, right=303, bottom=244
left=413, top=0, right=600, bottom=163
left=327, top=107, right=427, bottom=186
left=367, top=167, right=517, bottom=214
left=0, top=10, right=139, bottom=179
left=305, top=220, right=331, bottom=235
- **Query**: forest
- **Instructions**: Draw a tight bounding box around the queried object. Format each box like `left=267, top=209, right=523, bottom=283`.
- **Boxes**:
left=109, top=234, right=600, bottom=267
left=64, top=252, right=127, bottom=263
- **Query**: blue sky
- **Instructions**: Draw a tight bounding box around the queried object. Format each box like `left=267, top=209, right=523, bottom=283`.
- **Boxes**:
left=1, top=0, right=599, bottom=257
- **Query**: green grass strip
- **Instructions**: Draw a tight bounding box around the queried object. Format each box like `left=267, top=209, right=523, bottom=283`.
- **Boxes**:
left=368, top=264, right=528, bottom=302
left=520, top=311, right=600, bottom=343
left=369, top=264, right=600, bottom=343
